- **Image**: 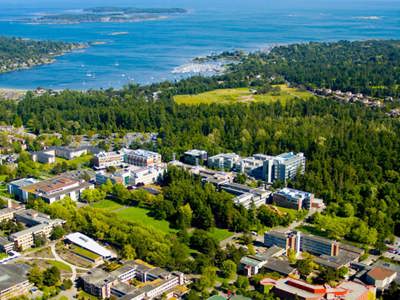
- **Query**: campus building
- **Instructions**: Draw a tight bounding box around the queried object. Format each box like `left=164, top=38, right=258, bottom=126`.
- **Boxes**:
left=96, top=169, right=131, bottom=186
left=207, top=153, right=241, bottom=170
left=7, top=178, right=39, bottom=201
left=13, top=175, right=94, bottom=203
left=7, top=209, right=65, bottom=251
left=365, top=267, right=397, bottom=289
left=240, top=246, right=285, bottom=276
left=261, top=152, right=306, bottom=183
left=272, top=188, right=314, bottom=210
left=80, top=260, right=187, bottom=300
left=262, top=277, right=375, bottom=300
left=122, top=149, right=162, bottom=167
left=65, top=232, right=115, bottom=260
left=93, top=151, right=123, bottom=169
left=30, top=150, right=56, bottom=164
left=0, top=264, right=33, bottom=300
left=183, top=149, right=208, bottom=166
left=220, top=182, right=271, bottom=209
left=264, top=230, right=340, bottom=257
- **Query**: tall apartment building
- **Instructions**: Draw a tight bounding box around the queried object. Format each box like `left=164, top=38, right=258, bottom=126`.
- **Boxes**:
left=122, top=149, right=162, bottom=167
left=262, top=152, right=306, bottom=183
left=207, top=153, right=241, bottom=170
left=273, top=188, right=314, bottom=210
left=264, top=230, right=339, bottom=257
left=93, top=151, right=123, bottom=169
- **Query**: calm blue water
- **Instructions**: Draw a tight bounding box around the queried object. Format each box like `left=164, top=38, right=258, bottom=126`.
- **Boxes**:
left=0, top=0, right=399, bottom=89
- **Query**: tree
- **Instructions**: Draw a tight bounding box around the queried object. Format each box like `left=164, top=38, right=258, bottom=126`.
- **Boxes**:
left=236, top=275, right=250, bottom=290
left=61, top=279, right=73, bottom=290
left=34, top=233, right=47, bottom=248
left=50, top=226, right=65, bottom=240
left=296, top=258, right=314, bottom=278
left=221, top=260, right=237, bottom=280
left=42, top=266, right=61, bottom=287
left=121, top=244, right=136, bottom=260
left=28, top=264, right=43, bottom=286
left=177, top=203, right=193, bottom=229
left=198, top=266, right=217, bottom=291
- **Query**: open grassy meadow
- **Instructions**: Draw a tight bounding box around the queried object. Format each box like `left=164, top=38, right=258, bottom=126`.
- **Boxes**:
left=174, top=84, right=311, bottom=105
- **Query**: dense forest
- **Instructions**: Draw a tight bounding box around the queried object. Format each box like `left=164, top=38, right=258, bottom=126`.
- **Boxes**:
left=3, top=40, right=400, bottom=246
left=0, top=36, right=84, bottom=73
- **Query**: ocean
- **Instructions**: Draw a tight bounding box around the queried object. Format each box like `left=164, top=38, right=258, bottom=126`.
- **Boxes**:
left=0, top=0, right=399, bottom=90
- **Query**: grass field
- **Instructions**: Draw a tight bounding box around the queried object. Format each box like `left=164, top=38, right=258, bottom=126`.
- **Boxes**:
left=71, top=245, right=100, bottom=260
left=92, top=200, right=175, bottom=234
left=48, top=260, right=72, bottom=272
left=208, top=227, right=234, bottom=242
left=91, top=199, right=123, bottom=211
left=116, top=206, right=176, bottom=234
left=174, top=84, right=311, bottom=105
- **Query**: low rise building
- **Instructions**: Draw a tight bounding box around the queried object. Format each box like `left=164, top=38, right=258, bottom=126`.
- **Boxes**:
left=365, top=267, right=397, bottom=289
left=93, top=151, right=123, bottom=169
left=7, top=178, right=39, bottom=201
left=122, top=149, right=162, bottom=167
left=240, top=246, right=284, bottom=276
left=263, top=277, right=375, bottom=300
left=273, top=188, right=314, bottom=210
left=65, top=232, right=115, bottom=260
left=130, top=165, right=166, bottom=186
left=30, top=150, right=56, bottom=164
left=96, top=169, right=131, bottom=186
left=0, top=264, right=33, bottom=300
left=264, top=230, right=340, bottom=257
left=80, top=260, right=187, bottom=300
left=50, top=146, right=89, bottom=160
left=207, top=153, right=241, bottom=170
left=220, top=182, right=271, bottom=209
left=20, top=175, right=94, bottom=203
left=183, top=149, right=208, bottom=166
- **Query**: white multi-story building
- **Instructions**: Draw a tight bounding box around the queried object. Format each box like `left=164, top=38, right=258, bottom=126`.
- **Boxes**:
left=122, top=149, right=162, bottom=167
left=94, top=151, right=123, bottom=169
left=207, top=153, right=241, bottom=170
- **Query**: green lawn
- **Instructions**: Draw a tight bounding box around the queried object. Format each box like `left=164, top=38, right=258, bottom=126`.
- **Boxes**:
left=115, top=206, right=176, bottom=234
left=91, top=199, right=123, bottom=211
left=71, top=245, right=100, bottom=260
left=48, top=260, right=72, bottom=272
left=174, top=84, right=311, bottom=105
left=209, top=227, right=234, bottom=242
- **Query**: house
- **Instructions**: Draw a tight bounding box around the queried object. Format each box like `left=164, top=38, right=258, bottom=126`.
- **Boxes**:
left=19, top=175, right=94, bottom=203
left=0, top=264, right=33, bottom=300
left=365, top=267, right=397, bottom=289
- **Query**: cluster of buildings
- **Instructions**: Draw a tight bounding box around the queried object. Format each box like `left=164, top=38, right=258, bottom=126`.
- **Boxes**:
left=30, top=145, right=99, bottom=164
left=314, top=88, right=388, bottom=109
left=79, top=260, right=188, bottom=300
left=94, top=149, right=166, bottom=187
left=7, top=175, right=94, bottom=204
left=238, top=228, right=398, bottom=300
left=0, top=204, right=65, bottom=252
left=206, top=151, right=306, bottom=183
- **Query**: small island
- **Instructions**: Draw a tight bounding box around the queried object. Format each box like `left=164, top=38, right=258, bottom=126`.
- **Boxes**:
left=0, top=36, right=87, bottom=74
left=23, top=7, right=188, bottom=24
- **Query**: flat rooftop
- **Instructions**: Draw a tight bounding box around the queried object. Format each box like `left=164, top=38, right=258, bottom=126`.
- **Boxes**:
left=9, top=177, right=39, bottom=188
left=276, top=187, right=312, bottom=199
left=22, top=176, right=78, bottom=194
left=0, top=264, right=30, bottom=291
left=66, top=232, right=114, bottom=258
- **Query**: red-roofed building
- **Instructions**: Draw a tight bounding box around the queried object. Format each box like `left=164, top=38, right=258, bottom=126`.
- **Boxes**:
left=365, top=267, right=397, bottom=289
left=261, top=277, right=375, bottom=300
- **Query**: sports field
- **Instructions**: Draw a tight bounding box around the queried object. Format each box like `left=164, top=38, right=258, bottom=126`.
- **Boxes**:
left=174, top=84, right=311, bottom=105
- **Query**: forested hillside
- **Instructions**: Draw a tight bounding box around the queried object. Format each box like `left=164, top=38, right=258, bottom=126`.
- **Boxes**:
left=0, top=36, right=84, bottom=73
left=5, top=40, right=400, bottom=245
